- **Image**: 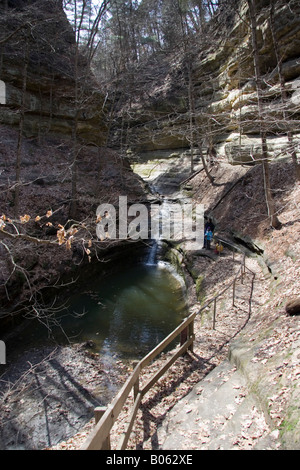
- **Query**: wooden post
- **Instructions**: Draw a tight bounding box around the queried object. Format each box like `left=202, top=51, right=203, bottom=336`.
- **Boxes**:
left=213, top=299, right=216, bottom=330
left=134, top=376, right=139, bottom=401
left=94, top=407, right=111, bottom=450
left=188, top=319, right=194, bottom=353
left=180, top=326, right=188, bottom=346
left=232, top=279, right=236, bottom=307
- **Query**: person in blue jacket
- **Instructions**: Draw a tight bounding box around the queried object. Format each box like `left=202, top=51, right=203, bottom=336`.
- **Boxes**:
left=204, top=227, right=213, bottom=250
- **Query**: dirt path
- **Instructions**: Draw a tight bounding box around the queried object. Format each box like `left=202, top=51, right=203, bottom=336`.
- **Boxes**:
left=49, top=250, right=265, bottom=450
left=1, top=160, right=298, bottom=451
left=50, top=161, right=300, bottom=451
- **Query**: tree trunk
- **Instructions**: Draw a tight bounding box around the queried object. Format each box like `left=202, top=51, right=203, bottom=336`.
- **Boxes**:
left=247, top=0, right=281, bottom=229
left=269, top=0, right=300, bottom=181
left=187, top=60, right=194, bottom=174
left=14, top=37, right=29, bottom=217
left=187, top=53, right=214, bottom=183
left=197, top=136, right=214, bottom=183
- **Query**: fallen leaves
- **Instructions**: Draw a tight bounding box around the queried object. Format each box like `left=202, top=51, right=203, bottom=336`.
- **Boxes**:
left=34, top=180, right=300, bottom=451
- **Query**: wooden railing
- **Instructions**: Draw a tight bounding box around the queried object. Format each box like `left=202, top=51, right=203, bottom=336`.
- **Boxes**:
left=81, top=310, right=195, bottom=450
left=81, top=249, right=255, bottom=450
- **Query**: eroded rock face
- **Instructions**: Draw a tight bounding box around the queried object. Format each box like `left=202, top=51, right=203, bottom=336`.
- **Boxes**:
left=0, top=1, right=147, bottom=318
left=111, top=1, right=300, bottom=163
left=0, top=0, right=107, bottom=145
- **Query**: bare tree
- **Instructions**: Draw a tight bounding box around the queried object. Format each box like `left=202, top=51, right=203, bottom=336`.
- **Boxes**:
left=14, top=33, right=29, bottom=218
left=65, top=0, right=109, bottom=219
left=247, top=0, right=281, bottom=229
left=268, top=0, right=300, bottom=181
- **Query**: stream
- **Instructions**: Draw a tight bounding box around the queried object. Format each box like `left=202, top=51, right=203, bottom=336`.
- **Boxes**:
left=0, top=150, right=194, bottom=450
left=11, top=257, right=187, bottom=362
left=4, top=152, right=193, bottom=365
left=0, top=251, right=189, bottom=450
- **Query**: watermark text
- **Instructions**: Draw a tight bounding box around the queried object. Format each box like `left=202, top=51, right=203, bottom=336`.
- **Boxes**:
left=0, top=80, right=6, bottom=105
left=0, top=340, right=6, bottom=365
left=96, top=197, right=204, bottom=249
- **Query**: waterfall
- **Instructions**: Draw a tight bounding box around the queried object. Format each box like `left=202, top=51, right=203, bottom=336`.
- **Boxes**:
left=146, top=240, right=158, bottom=266
left=145, top=188, right=178, bottom=266
left=145, top=196, right=176, bottom=266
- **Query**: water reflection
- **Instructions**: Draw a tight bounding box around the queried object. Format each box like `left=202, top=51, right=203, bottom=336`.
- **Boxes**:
left=15, top=262, right=187, bottom=361
left=63, top=262, right=187, bottom=359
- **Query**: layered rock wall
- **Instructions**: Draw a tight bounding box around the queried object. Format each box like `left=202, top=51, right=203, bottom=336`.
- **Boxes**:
left=0, top=0, right=107, bottom=145
left=114, top=0, right=300, bottom=164
left=0, top=1, right=146, bottom=317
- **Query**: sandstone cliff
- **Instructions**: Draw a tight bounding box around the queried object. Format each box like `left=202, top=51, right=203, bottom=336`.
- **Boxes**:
left=0, top=0, right=107, bottom=145
left=109, top=0, right=300, bottom=164
left=0, top=1, right=146, bottom=318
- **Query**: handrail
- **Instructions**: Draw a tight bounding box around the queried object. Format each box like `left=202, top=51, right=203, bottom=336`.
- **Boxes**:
left=81, top=249, right=254, bottom=450
left=81, top=310, right=196, bottom=450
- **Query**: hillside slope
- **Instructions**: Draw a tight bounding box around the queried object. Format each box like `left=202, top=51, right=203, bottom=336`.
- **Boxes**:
left=50, top=158, right=299, bottom=450
left=0, top=1, right=147, bottom=318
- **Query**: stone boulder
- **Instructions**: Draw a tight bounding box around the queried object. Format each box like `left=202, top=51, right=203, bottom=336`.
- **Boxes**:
left=286, top=298, right=300, bottom=316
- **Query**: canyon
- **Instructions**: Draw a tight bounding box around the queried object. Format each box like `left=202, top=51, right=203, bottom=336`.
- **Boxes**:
left=0, top=0, right=299, bottom=451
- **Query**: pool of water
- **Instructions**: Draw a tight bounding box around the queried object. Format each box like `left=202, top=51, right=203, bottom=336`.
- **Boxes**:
left=14, top=261, right=188, bottom=361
